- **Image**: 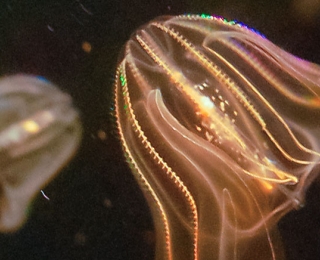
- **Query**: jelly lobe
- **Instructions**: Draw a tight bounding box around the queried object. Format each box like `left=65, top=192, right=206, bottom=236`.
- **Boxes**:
left=0, top=75, right=82, bottom=232
left=114, top=15, right=320, bottom=259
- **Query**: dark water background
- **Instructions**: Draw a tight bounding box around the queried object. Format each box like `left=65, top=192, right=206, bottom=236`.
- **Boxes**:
left=0, top=0, right=320, bottom=259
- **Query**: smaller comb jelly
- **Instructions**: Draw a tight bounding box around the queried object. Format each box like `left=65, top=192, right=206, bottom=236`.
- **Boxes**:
left=0, top=75, right=82, bottom=233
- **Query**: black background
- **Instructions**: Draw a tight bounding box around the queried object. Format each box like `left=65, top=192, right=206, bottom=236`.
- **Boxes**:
left=0, top=0, right=320, bottom=259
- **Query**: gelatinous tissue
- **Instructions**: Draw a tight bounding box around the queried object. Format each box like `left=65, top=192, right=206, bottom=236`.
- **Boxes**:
left=114, top=14, right=320, bottom=260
